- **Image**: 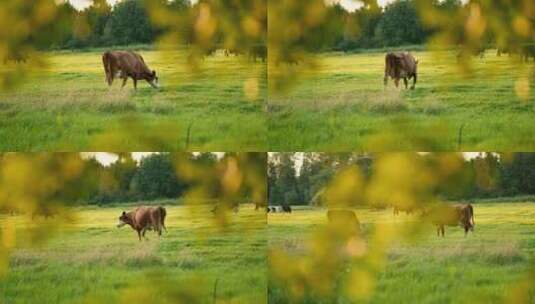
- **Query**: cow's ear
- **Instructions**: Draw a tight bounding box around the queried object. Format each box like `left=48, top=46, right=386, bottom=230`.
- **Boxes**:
left=122, top=211, right=126, bottom=216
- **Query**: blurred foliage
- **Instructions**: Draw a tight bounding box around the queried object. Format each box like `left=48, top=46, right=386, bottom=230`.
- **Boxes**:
left=269, top=152, right=532, bottom=207
left=1, top=0, right=533, bottom=95
left=175, top=152, right=266, bottom=230
left=0, top=152, right=266, bottom=290
left=268, top=0, right=534, bottom=93
left=0, top=153, right=92, bottom=277
left=146, top=0, right=266, bottom=69
left=0, top=0, right=74, bottom=89
left=269, top=152, right=535, bottom=302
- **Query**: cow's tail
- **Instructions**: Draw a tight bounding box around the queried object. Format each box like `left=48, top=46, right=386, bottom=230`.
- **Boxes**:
left=159, top=206, right=167, bottom=232
left=102, top=51, right=112, bottom=86
left=469, top=204, right=474, bottom=226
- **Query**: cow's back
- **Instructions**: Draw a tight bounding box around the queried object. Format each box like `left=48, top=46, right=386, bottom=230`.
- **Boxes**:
left=400, top=53, right=417, bottom=74
left=385, top=52, right=417, bottom=77
left=107, top=51, right=146, bottom=74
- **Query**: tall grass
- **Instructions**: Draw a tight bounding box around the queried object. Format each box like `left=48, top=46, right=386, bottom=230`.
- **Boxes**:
left=0, top=204, right=267, bottom=303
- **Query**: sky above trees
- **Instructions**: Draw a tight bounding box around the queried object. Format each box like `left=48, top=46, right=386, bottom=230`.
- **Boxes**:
left=67, top=0, right=394, bottom=11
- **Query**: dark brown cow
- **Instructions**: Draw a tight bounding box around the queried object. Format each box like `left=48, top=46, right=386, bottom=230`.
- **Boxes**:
left=248, top=45, right=267, bottom=62
left=117, top=206, right=167, bottom=241
left=425, top=203, right=474, bottom=237
left=102, top=51, right=159, bottom=90
left=393, top=205, right=417, bottom=216
left=327, top=209, right=361, bottom=236
left=384, top=52, right=418, bottom=90
left=497, top=45, right=535, bottom=62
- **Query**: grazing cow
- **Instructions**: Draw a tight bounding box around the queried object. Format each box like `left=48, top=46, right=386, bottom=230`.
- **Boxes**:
left=4, top=51, right=28, bottom=64
left=267, top=205, right=292, bottom=213
left=281, top=204, right=292, bottom=213
left=31, top=204, right=59, bottom=219
left=520, top=45, right=535, bottom=62
left=384, top=52, right=418, bottom=90
left=254, top=202, right=267, bottom=211
left=497, top=45, right=535, bottom=62
left=327, top=209, right=361, bottom=236
left=393, top=205, right=416, bottom=216
left=267, top=206, right=280, bottom=213
left=248, top=45, right=267, bottom=62
left=425, top=203, right=474, bottom=237
left=224, top=48, right=242, bottom=57
left=117, top=206, right=167, bottom=241
left=102, top=51, right=159, bottom=90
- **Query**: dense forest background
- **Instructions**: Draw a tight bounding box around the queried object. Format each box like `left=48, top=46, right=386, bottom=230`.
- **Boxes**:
left=43, top=0, right=461, bottom=51
left=0, top=153, right=265, bottom=206
left=268, top=153, right=535, bottom=206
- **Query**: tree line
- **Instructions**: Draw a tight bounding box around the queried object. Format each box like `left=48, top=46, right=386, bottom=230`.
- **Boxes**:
left=268, top=153, right=535, bottom=206
left=54, top=0, right=440, bottom=51
left=40, top=0, right=268, bottom=54
left=0, top=153, right=265, bottom=210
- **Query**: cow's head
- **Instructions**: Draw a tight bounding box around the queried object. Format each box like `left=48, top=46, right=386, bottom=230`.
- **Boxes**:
left=117, top=211, right=132, bottom=228
left=145, top=70, right=159, bottom=89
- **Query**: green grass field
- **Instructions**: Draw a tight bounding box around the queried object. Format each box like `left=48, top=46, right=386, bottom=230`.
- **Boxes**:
left=0, top=204, right=267, bottom=303
left=268, top=50, right=535, bottom=151
left=0, top=49, right=266, bottom=151
left=268, top=202, right=535, bottom=303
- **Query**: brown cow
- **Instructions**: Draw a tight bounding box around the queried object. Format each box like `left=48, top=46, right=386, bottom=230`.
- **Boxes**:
left=102, top=51, right=159, bottom=90
left=327, top=209, right=361, bottom=236
left=117, top=206, right=167, bottom=241
left=497, top=45, right=535, bottom=62
left=384, top=52, right=418, bottom=90
left=425, top=203, right=474, bottom=237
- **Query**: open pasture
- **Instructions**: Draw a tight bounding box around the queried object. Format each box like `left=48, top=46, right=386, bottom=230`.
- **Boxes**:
left=268, top=50, right=535, bottom=151
left=268, top=202, right=535, bottom=303
left=0, top=204, right=267, bottom=303
left=0, top=49, right=266, bottom=151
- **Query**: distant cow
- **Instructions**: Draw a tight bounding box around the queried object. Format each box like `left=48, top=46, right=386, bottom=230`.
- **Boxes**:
left=267, top=205, right=292, bottom=213
left=102, top=51, right=159, bottom=90
left=117, top=206, right=167, bottom=241
left=497, top=45, right=535, bottom=62
left=248, top=45, right=267, bottom=62
left=384, top=52, right=418, bottom=90
left=327, top=209, right=361, bottom=235
left=393, top=205, right=416, bottom=216
left=425, top=203, right=474, bottom=237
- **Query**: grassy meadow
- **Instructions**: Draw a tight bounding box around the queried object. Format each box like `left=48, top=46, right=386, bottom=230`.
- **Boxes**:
left=0, top=49, right=266, bottom=151
left=268, top=202, right=535, bottom=303
left=268, top=50, right=535, bottom=151
left=0, top=204, right=267, bottom=303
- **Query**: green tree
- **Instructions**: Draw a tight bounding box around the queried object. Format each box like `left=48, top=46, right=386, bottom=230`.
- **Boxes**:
left=131, top=153, right=183, bottom=200
left=110, top=0, right=155, bottom=45
left=375, top=0, right=427, bottom=46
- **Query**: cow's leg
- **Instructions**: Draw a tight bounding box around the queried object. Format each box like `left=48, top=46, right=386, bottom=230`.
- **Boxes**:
left=154, top=222, right=162, bottom=236
left=464, top=226, right=469, bottom=236
left=142, top=228, right=149, bottom=240
left=137, top=230, right=142, bottom=241
left=411, top=74, right=417, bottom=90
left=121, top=77, right=128, bottom=89
left=133, top=78, right=138, bottom=90
left=403, top=77, right=408, bottom=89
left=441, top=226, right=445, bottom=237
left=384, top=74, right=388, bottom=87
left=394, top=78, right=399, bottom=88
left=437, top=226, right=440, bottom=237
